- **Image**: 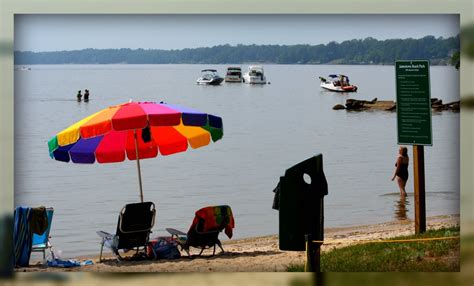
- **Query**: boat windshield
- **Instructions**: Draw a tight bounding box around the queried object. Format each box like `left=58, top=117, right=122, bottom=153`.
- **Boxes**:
left=227, top=71, right=242, bottom=76
left=248, top=66, right=263, bottom=75
left=249, top=70, right=263, bottom=76
left=202, top=70, right=218, bottom=77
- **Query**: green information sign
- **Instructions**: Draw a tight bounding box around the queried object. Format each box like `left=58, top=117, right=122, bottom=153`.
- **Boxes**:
left=395, top=60, right=432, bottom=145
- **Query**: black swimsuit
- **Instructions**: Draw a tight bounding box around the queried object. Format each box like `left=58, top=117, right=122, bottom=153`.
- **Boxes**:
left=395, top=158, right=409, bottom=181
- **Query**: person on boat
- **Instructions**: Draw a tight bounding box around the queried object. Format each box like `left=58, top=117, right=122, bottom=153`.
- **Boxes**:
left=340, top=75, right=349, bottom=87
left=76, top=90, right=82, bottom=102
left=84, top=89, right=90, bottom=102
left=391, top=146, right=409, bottom=197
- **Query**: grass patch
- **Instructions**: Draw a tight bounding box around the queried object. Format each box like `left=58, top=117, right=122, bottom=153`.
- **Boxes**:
left=287, top=226, right=460, bottom=272
left=287, top=263, right=305, bottom=272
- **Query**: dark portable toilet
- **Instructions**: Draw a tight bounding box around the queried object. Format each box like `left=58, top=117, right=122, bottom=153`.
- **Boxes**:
left=0, top=214, right=13, bottom=277
left=278, top=154, right=328, bottom=251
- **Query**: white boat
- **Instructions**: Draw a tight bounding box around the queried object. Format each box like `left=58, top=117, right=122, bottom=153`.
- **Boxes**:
left=319, top=74, right=358, bottom=92
left=224, top=67, right=243, bottom=83
left=196, top=69, right=224, bottom=85
left=15, top=66, right=31, bottom=71
left=243, top=66, right=267, bottom=84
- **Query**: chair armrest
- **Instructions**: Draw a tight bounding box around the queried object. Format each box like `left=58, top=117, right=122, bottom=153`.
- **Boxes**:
left=166, top=228, right=186, bottom=236
left=96, top=231, right=113, bottom=239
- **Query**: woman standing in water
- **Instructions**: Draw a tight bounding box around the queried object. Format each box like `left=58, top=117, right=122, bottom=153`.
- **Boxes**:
left=391, top=146, right=409, bottom=197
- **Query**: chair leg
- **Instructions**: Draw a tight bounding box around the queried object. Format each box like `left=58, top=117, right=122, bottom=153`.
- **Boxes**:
left=42, top=250, right=46, bottom=264
left=217, top=240, right=225, bottom=253
left=184, top=247, right=191, bottom=258
left=49, top=247, right=55, bottom=261
left=114, top=249, right=122, bottom=261
left=47, top=238, right=55, bottom=261
left=99, top=240, right=104, bottom=262
left=198, top=248, right=204, bottom=256
left=212, top=245, right=216, bottom=256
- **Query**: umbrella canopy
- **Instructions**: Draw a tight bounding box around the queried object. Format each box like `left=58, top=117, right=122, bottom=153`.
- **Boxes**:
left=48, top=101, right=223, bottom=202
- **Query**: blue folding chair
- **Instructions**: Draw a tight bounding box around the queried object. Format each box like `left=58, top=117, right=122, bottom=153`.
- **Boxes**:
left=31, top=207, right=55, bottom=263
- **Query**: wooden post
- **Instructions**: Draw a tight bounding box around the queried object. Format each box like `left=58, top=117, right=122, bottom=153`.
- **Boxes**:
left=305, top=234, right=322, bottom=272
left=413, top=145, right=426, bottom=234
left=315, top=273, right=324, bottom=286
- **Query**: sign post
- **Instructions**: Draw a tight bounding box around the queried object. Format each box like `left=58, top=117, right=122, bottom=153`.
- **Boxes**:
left=413, top=145, right=426, bottom=233
left=395, top=60, right=432, bottom=234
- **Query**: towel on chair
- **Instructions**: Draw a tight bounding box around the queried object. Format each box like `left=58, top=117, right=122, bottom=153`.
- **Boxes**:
left=193, top=206, right=235, bottom=239
left=13, top=207, right=32, bottom=267
left=29, top=207, right=49, bottom=236
left=13, top=206, right=49, bottom=267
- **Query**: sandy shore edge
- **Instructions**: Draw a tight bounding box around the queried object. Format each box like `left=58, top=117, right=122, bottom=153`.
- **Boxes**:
left=19, top=214, right=460, bottom=272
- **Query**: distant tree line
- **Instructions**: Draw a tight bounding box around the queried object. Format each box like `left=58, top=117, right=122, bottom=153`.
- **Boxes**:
left=14, top=35, right=459, bottom=65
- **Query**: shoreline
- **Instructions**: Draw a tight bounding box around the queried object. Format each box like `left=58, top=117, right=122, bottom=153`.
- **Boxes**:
left=32, top=209, right=459, bottom=260
left=19, top=213, right=460, bottom=272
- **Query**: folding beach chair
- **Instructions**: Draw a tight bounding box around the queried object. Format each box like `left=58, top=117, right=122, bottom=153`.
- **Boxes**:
left=31, top=207, right=55, bottom=264
left=166, top=205, right=235, bottom=257
left=97, top=202, right=156, bottom=262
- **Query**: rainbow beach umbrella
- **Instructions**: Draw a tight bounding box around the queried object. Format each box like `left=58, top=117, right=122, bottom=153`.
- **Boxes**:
left=48, top=101, right=223, bottom=202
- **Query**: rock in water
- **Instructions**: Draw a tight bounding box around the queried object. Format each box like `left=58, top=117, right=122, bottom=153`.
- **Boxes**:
left=333, top=104, right=346, bottom=110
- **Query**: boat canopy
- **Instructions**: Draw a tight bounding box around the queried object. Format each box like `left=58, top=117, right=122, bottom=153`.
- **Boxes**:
left=329, top=74, right=349, bottom=79
left=227, top=67, right=241, bottom=70
left=201, top=69, right=217, bottom=72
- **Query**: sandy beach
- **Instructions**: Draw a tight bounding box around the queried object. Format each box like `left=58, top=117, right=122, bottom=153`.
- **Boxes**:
left=16, top=214, right=459, bottom=272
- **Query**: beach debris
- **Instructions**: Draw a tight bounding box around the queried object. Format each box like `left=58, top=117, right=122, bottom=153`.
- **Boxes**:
left=332, top=104, right=346, bottom=110
left=431, top=98, right=460, bottom=112
left=332, top=97, right=459, bottom=112
left=343, top=98, right=381, bottom=111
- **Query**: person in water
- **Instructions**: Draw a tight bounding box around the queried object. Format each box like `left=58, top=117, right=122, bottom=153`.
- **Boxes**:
left=76, top=90, right=82, bottom=102
left=391, top=146, right=409, bottom=197
left=84, top=89, right=90, bottom=102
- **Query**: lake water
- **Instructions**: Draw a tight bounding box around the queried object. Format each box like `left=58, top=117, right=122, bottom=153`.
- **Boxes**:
left=14, top=64, right=460, bottom=258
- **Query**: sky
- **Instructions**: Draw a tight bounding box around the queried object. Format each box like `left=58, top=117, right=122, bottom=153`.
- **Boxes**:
left=14, top=14, right=459, bottom=52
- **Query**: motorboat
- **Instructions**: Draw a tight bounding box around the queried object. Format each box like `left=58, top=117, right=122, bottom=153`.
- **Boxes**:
left=319, top=74, right=358, bottom=92
left=243, top=66, right=267, bottom=84
left=224, top=67, right=243, bottom=83
left=15, top=66, right=31, bottom=71
left=196, top=69, right=224, bottom=85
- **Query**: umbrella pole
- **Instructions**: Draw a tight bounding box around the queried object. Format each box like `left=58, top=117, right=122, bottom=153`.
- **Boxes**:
left=133, top=129, right=144, bottom=203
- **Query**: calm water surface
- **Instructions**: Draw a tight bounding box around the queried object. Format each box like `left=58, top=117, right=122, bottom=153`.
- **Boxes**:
left=14, top=64, right=460, bottom=257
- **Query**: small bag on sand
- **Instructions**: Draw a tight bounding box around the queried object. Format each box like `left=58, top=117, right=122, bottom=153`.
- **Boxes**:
left=147, top=237, right=181, bottom=260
